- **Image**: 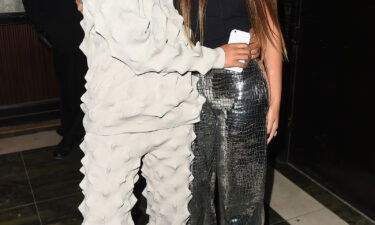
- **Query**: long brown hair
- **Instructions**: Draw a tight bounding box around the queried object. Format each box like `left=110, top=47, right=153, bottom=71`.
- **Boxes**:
left=177, top=0, right=287, bottom=57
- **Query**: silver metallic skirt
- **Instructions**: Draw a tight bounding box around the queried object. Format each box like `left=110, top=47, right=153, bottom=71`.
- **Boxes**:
left=189, top=59, right=269, bottom=225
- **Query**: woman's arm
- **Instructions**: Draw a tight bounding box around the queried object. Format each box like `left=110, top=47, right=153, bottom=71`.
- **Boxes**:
left=80, top=0, right=251, bottom=75
left=249, top=28, right=261, bottom=59
left=263, top=11, right=283, bottom=144
left=75, top=0, right=83, bottom=12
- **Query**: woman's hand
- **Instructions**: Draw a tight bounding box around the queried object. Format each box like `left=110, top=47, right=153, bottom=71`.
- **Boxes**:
left=220, top=43, right=251, bottom=68
left=249, top=28, right=261, bottom=59
left=266, top=104, right=280, bottom=144
left=76, top=0, right=83, bottom=13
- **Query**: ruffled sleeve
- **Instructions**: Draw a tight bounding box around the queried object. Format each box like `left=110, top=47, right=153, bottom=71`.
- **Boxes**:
left=82, top=0, right=224, bottom=75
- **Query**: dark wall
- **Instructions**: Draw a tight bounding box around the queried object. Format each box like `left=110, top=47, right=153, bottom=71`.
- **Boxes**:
left=287, top=0, right=375, bottom=219
left=0, top=19, right=59, bottom=106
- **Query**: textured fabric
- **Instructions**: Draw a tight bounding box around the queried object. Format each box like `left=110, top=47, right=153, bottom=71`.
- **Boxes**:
left=79, top=125, right=195, bottom=225
left=189, top=60, right=269, bottom=225
left=79, top=0, right=225, bottom=135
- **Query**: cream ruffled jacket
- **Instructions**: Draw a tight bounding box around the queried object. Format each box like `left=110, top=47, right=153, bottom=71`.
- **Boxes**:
left=80, top=0, right=225, bottom=135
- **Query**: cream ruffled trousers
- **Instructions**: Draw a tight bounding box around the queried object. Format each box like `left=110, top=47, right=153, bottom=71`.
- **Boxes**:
left=79, top=125, right=195, bottom=225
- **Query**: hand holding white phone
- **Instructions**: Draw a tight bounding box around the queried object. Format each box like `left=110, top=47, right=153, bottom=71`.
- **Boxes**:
left=226, top=29, right=251, bottom=73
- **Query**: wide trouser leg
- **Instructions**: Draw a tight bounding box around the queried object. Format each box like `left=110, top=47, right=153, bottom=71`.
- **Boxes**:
left=79, top=125, right=195, bottom=225
left=79, top=132, right=145, bottom=225
left=142, top=125, right=195, bottom=225
left=53, top=49, right=87, bottom=140
left=188, top=103, right=218, bottom=225
left=217, top=104, right=268, bottom=225
left=191, top=60, right=269, bottom=225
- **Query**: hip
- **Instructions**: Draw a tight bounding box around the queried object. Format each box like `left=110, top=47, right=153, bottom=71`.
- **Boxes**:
left=195, top=59, right=269, bottom=107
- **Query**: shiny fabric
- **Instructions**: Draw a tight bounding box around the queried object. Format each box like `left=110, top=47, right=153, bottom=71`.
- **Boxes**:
left=189, top=60, right=269, bottom=225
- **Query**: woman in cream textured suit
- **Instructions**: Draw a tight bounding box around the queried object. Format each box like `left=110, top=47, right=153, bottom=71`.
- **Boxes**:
left=76, top=0, right=255, bottom=224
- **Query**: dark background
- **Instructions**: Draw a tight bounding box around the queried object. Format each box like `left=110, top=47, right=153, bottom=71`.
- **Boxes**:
left=279, top=0, right=375, bottom=220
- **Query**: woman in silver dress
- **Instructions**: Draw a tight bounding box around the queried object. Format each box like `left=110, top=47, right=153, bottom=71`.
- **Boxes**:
left=176, top=0, right=286, bottom=224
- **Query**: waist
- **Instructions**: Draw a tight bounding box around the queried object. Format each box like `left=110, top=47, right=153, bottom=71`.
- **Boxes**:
left=205, top=60, right=263, bottom=77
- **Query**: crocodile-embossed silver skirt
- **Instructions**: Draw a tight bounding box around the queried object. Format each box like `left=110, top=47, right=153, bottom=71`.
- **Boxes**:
left=189, top=59, right=269, bottom=225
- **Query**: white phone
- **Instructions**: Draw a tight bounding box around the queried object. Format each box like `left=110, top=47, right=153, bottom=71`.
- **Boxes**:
left=226, top=29, right=251, bottom=72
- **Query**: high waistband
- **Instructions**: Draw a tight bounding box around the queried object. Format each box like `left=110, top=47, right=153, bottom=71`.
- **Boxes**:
left=210, top=59, right=261, bottom=74
left=195, top=59, right=266, bottom=79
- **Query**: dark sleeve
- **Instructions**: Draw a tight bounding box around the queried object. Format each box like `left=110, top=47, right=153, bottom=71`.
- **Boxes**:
left=22, top=0, right=42, bottom=30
